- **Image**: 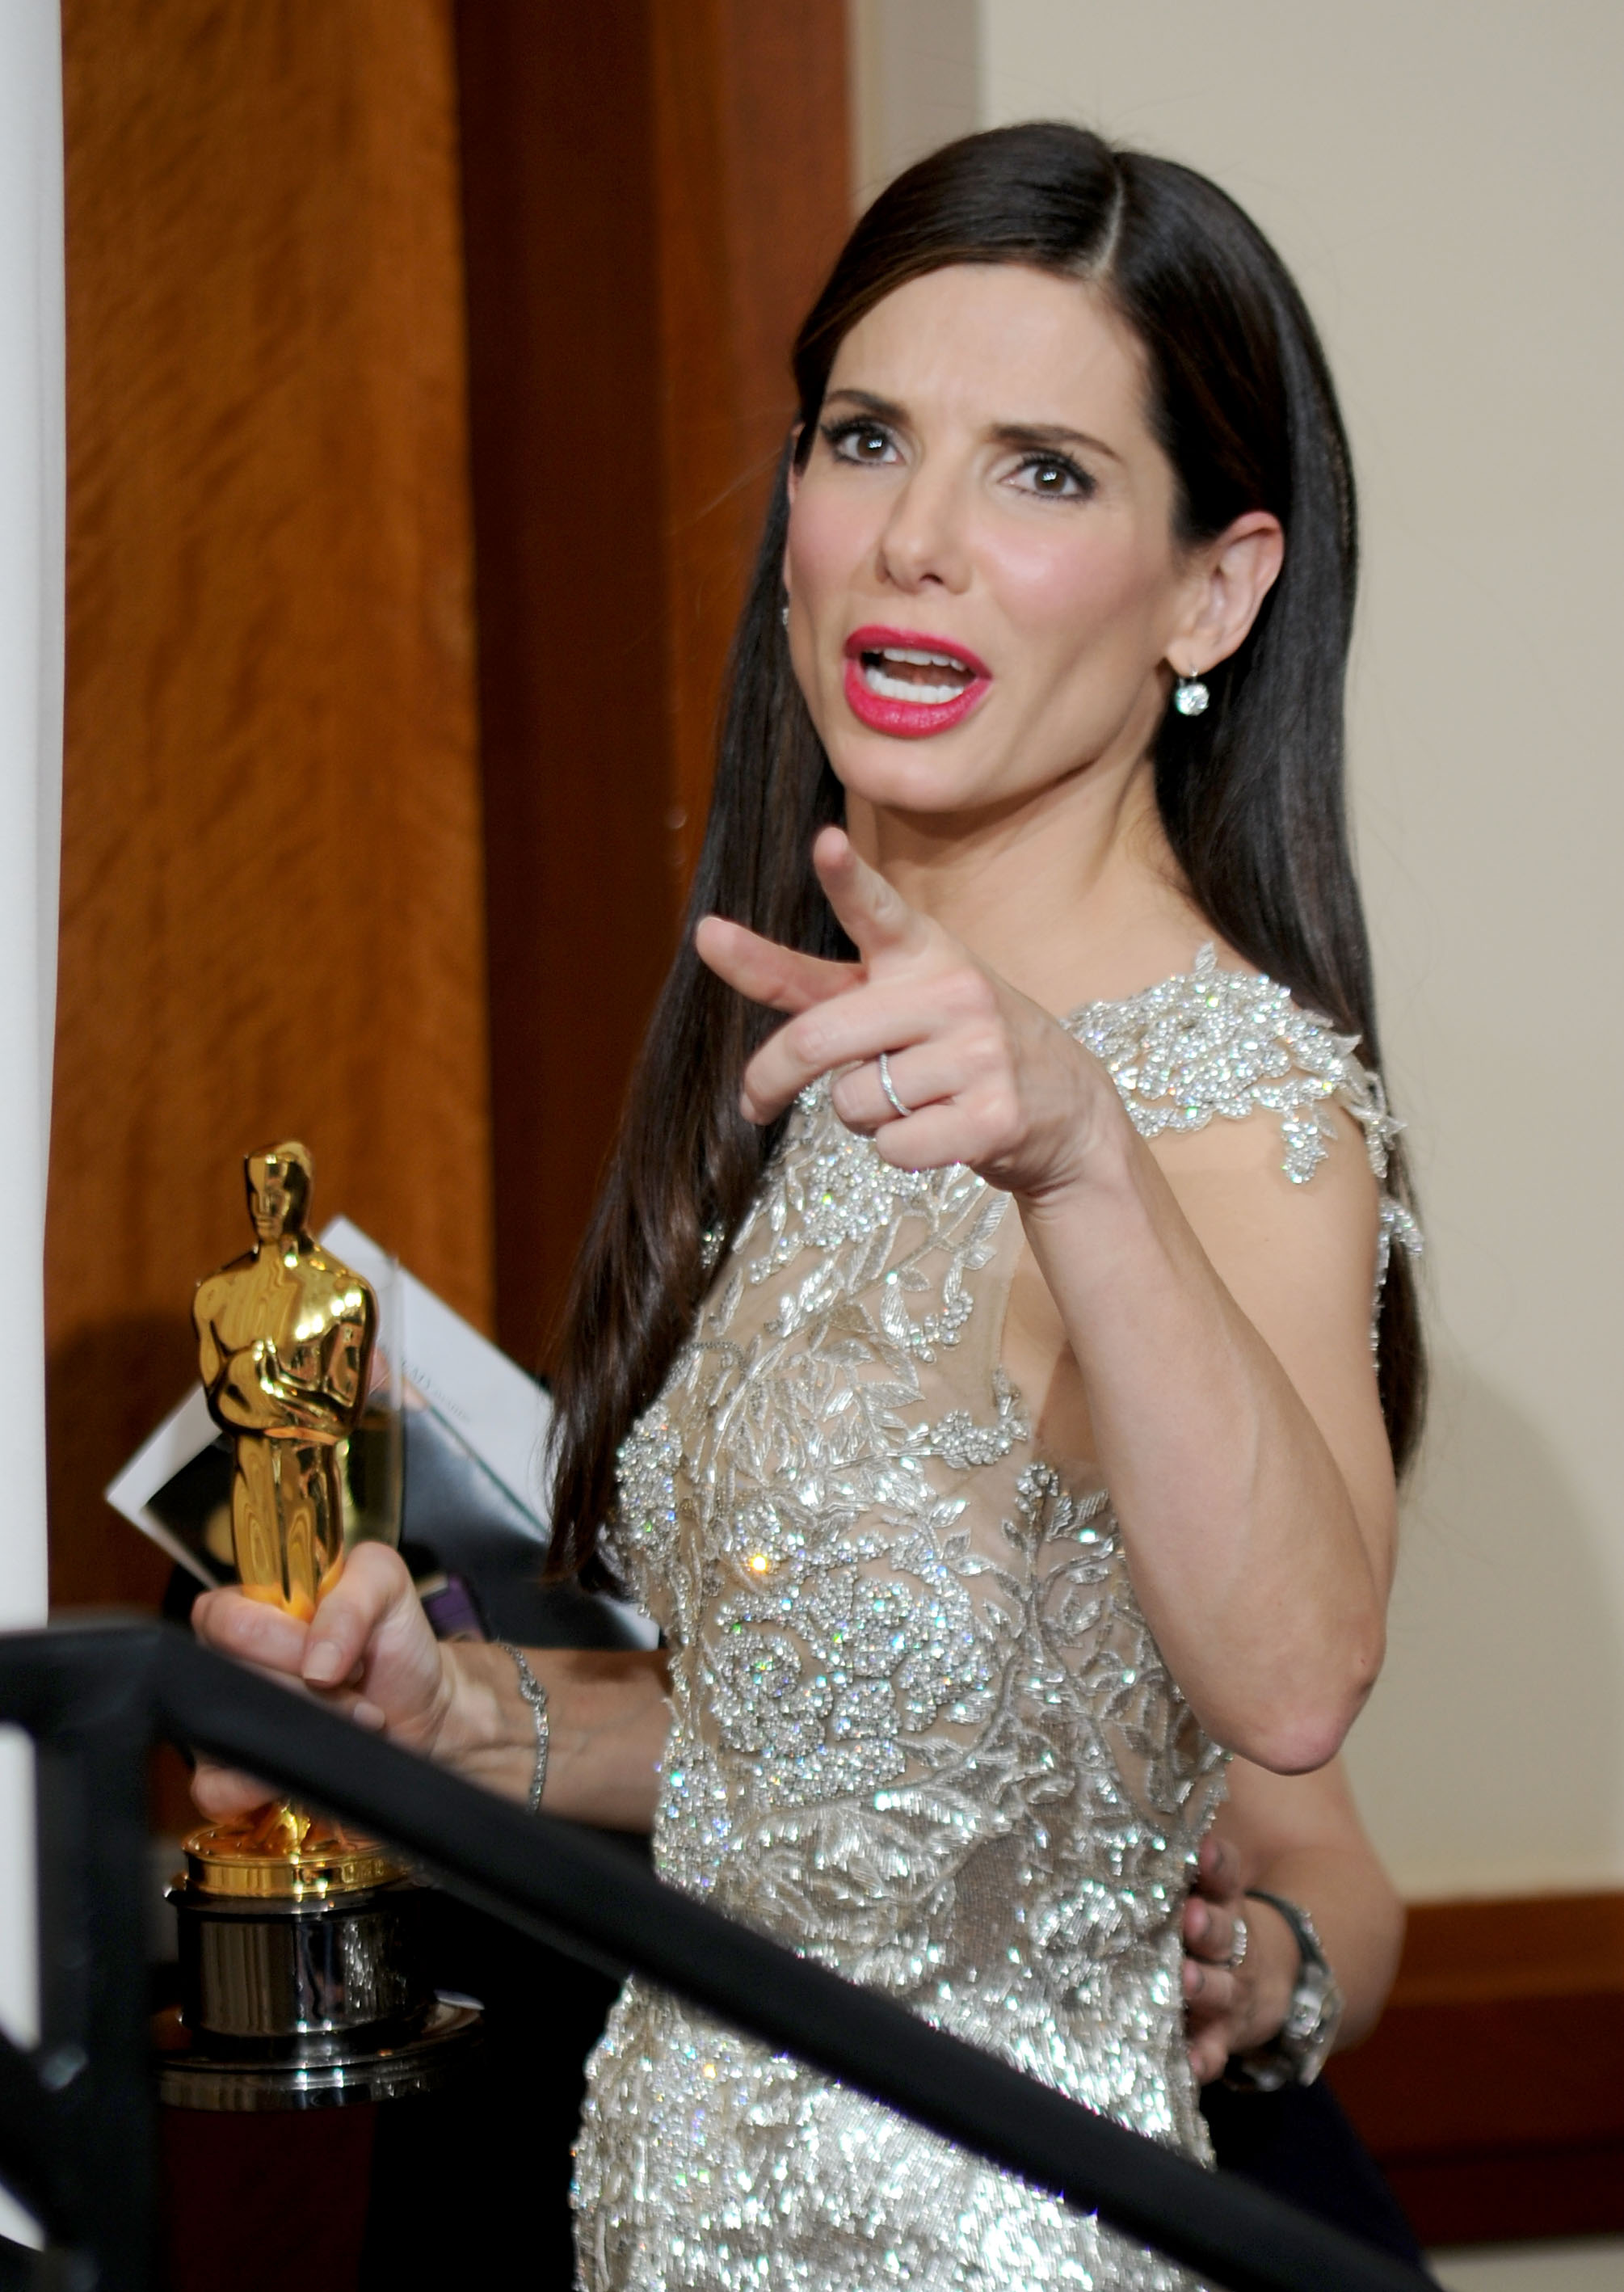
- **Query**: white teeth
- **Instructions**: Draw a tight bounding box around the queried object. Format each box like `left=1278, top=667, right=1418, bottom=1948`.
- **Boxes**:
left=864, top=663, right=963, bottom=705
left=857, top=642, right=978, bottom=707
left=878, top=645, right=969, bottom=671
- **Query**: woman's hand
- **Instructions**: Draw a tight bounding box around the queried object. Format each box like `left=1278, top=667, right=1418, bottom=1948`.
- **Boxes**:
left=191, top=1542, right=673, bottom=1830
left=695, top=824, right=1121, bottom=1202
left=189, top=1541, right=453, bottom=1821
left=1182, top=1832, right=1298, bottom=2083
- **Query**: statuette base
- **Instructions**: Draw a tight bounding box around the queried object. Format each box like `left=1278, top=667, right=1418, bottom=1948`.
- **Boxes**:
left=162, top=1852, right=481, bottom=2111
left=154, top=1997, right=482, bottom=2111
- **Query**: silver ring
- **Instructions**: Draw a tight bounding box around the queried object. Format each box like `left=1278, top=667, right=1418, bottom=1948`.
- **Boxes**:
left=1228, top=1914, right=1249, bottom=1970
left=877, top=1051, right=911, bottom=1119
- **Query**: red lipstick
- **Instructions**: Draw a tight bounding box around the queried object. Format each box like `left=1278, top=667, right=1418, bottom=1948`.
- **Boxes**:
left=841, top=625, right=991, bottom=739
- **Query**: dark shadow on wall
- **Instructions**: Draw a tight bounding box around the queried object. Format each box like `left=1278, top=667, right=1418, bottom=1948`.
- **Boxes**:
left=1334, top=1355, right=1624, bottom=2245
left=1351, top=1349, right=1624, bottom=1897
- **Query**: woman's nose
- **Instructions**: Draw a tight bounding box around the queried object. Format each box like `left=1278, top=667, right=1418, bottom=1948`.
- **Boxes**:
left=875, top=469, right=972, bottom=594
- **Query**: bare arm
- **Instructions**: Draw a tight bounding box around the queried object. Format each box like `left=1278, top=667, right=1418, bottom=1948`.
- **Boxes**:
left=1011, top=1100, right=1393, bottom=1772
left=191, top=1542, right=670, bottom=1831
left=1181, top=1756, right=1404, bottom=2081
left=427, top=1639, right=670, bottom=1830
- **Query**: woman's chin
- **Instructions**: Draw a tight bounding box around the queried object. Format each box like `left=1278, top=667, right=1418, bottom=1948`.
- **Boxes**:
left=823, top=724, right=1021, bottom=820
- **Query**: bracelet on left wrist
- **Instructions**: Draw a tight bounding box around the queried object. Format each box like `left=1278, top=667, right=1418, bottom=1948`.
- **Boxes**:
left=498, top=1641, right=550, bottom=1813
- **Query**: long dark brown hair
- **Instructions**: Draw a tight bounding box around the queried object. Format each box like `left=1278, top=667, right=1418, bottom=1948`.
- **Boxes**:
left=548, top=122, right=1424, bottom=1582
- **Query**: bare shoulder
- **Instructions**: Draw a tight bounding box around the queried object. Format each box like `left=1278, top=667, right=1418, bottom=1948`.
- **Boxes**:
left=1149, top=1099, right=1380, bottom=1316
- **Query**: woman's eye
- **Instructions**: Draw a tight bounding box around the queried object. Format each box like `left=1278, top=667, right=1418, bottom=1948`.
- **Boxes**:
left=1011, top=454, right=1092, bottom=499
left=824, top=422, right=898, bottom=465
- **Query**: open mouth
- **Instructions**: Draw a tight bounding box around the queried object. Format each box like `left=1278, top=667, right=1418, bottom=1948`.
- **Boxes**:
left=841, top=625, right=991, bottom=739
left=860, top=643, right=978, bottom=704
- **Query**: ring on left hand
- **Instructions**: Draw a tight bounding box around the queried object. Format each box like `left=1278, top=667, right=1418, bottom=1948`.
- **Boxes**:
left=877, top=1051, right=912, bottom=1119
left=1229, top=1915, right=1249, bottom=1970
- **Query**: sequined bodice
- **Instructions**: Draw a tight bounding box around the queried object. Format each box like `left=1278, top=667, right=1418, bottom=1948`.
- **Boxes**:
left=574, top=950, right=1412, bottom=2292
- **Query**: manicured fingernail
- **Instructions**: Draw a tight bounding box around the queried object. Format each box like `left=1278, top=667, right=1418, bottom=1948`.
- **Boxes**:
left=352, top=1700, right=386, bottom=1732
left=304, top=1641, right=343, bottom=1685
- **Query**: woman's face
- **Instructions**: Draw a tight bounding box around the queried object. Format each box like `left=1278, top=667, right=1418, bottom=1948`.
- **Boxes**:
left=785, top=263, right=1221, bottom=821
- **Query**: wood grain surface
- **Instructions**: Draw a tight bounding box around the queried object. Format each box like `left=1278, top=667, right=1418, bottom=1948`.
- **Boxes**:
left=1327, top=1890, right=1624, bottom=2244
left=653, top=0, right=853, bottom=881
left=455, top=0, right=673, bottom=1378
left=52, top=0, right=492, bottom=1613
left=456, top=0, right=849, bottom=1367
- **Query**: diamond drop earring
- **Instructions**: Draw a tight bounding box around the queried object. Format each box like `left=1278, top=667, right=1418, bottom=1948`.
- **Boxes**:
left=780, top=600, right=790, bottom=629
left=1172, top=664, right=1210, bottom=717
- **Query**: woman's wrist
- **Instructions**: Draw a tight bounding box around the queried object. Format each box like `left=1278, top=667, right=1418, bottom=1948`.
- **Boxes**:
left=541, top=1648, right=671, bottom=1828
left=423, top=1644, right=671, bottom=1827
left=425, top=1641, right=540, bottom=1801
left=1012, top=1055, right=1142, bottom=1220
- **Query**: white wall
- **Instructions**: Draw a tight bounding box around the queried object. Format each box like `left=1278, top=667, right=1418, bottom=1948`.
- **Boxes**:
left=856, top=0, right=1624, bottom=1900
left=849, top=0, right=978, bottom=204
left=0, top=0, right=65, bottom=2247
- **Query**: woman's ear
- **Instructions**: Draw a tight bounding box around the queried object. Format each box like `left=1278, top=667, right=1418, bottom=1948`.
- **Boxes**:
left=1172, top=510, right=1285, bottom=677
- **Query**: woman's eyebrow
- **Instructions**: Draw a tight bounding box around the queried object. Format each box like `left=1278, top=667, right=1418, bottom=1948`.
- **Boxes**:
left=989, top=419, right=1122, bottom=464
left=821, top=387, right=907, bottom=423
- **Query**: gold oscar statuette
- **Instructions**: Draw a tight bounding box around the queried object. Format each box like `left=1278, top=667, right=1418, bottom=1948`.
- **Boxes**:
left=159, top=1143, right=480, bottom=2109
left=184, top=1140, right=395, bottom=1893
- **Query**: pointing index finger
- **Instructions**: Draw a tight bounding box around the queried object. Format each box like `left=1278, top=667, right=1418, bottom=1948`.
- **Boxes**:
left=695, top=913, right=858, bottom=1013
left=812, top=827, right=930, bottom=965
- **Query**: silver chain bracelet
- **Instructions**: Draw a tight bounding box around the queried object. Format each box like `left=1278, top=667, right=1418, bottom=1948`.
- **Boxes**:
left=499, top=1642, right=549, bottom=1813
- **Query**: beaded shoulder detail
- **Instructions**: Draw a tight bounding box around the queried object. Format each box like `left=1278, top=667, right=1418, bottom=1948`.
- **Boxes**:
left=1071, top=942, right=1380, bottom=1178
left=1069, top=944, right=1420, bottom=1330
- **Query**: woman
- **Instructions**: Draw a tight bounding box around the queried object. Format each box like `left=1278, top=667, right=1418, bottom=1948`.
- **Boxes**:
left=196, top=124, right=1423, bottom=2289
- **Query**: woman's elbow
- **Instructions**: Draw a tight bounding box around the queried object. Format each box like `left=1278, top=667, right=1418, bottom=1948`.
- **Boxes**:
left=1229, top=1620, right=1385, bottom=1776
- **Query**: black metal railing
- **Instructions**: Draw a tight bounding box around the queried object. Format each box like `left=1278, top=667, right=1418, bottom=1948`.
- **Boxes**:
left=0, top=1622, right=1432, bottom=2292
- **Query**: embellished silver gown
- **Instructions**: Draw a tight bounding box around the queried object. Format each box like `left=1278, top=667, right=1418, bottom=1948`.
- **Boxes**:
left=574, top=948, right=1414, bottom=2292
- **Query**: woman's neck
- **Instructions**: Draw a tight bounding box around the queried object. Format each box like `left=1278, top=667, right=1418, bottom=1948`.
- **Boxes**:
left=843, top=752, right=1222, bottom=1013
